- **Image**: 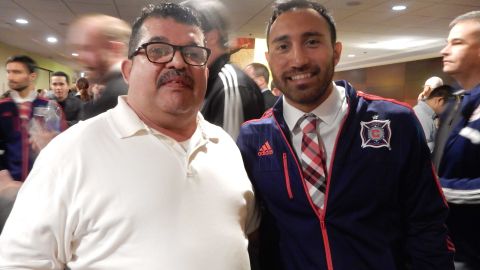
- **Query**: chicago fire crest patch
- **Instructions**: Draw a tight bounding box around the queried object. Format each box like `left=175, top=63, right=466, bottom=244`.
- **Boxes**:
left=360, top=119, right=392, bottom=149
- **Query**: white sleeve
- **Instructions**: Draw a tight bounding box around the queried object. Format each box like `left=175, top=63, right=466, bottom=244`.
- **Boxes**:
left=0, top=146, right=74, bottom=269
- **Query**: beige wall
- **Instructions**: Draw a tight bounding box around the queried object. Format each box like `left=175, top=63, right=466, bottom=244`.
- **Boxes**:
left=334, top=57, right=457, bottom=106
left=0, top=42, right=75, bottom=95
left=230, top=48, right=255, bottom=69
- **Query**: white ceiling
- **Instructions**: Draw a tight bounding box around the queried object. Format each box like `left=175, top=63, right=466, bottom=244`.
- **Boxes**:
left=0, top=0, right=479, bottom=72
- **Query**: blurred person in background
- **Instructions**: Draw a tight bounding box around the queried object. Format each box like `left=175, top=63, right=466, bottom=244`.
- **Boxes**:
left=67, top=14, right=131, bottom=120
left=417, top=76, right=444, bottom=100
left=50, top=71, right=82, bottom=126
left=75, top=77, right=92, bottom=102
left=182, top=0, right=264, bottom=139
left=0, top=55, right=62, bottom=183
left=244, top=62, right=278, bottom=111
left=413, top=84, right=454, bottom=152
left=0, top=55, right=64, bottom=233
left=435, top=10, right=480, bottom=270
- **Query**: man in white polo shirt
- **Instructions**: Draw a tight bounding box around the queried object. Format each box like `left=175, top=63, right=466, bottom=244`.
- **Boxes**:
left=0, top=3, right=258, bottom=269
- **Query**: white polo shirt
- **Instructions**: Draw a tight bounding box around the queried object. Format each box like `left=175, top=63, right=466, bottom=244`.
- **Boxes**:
left=0, top=97, right=259, bottom=269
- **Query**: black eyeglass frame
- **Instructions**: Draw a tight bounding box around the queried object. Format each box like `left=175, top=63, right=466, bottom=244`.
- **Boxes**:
left=130, top=41, right=211, bottom=67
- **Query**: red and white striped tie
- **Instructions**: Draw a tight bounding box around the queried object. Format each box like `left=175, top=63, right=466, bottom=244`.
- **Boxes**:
left=299, top=113, right=327, bottom=209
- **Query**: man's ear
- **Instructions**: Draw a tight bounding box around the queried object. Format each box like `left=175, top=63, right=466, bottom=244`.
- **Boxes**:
left=29, top=72, right=37, bottom=82
left=333, top=41, right=343, bottom=66
left=121, top=59, right=132, bottom=84
left=265, top=51, right=270, bottom=66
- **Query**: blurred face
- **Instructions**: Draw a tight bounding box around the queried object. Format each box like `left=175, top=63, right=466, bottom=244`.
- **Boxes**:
left=441, top=20, right=480, bottom=87
left=244, top=65, right=266, bottom=89
left=51, top=76, right=69, bottom=101
left=244, top=65, right=257, bottom=82
left=122, top=17, right=208, bottom=123
left=6, top=62, right=36, bottom=93
left=266, top=8, right=341, bottom=112
left=68, top=23, right=111, bottom=84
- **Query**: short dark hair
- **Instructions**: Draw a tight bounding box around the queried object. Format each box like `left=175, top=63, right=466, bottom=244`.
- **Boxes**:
left=128, top=3, right=203, bottom=59
left=5, top=55, right=37, bottom=73
left=247, top=63, right=270, bottom=82
left=51, top=71, right=70, bottom=85
left=427, top=85, right=454, bottom=100
left=266, top=0, right=336, bottom=47
left=181, top=0, right=229, bottom=49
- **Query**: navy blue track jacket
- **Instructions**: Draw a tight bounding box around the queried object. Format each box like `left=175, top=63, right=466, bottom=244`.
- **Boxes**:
left=237, top=81, right=454, bottom=270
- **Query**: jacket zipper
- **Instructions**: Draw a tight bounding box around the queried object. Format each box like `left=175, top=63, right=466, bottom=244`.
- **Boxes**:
left=282, top=153, right=293, bottom=199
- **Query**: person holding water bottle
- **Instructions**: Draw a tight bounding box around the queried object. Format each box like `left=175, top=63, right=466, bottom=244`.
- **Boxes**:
left=1, top=55, right=63, bottom=183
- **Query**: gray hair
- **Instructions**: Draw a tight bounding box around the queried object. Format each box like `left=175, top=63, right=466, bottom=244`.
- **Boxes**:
left=450, top=10, right=480, bottom=28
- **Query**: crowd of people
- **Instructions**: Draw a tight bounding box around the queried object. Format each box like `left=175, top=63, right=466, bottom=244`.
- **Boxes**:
left=0, top=1, right=478, bottom=269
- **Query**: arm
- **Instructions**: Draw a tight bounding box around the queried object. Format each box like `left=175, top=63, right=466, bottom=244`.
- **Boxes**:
left=440, top=176, right=480, bottom=204
left=439, top=118, right=480, bottom=204
left=0, top=147, right=70, bottom=268
left=402, top=113, right=455, bottom=270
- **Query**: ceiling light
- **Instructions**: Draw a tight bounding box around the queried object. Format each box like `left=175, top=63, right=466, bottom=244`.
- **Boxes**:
left=15, top=18, right=28, bottom=24
left=46, top=36, right=58, bottom=43
left=392, top=5, right=406, bottom=11
left=71, top=53, right=79, bottom=57
left=348, top=54, right=356, bottom=58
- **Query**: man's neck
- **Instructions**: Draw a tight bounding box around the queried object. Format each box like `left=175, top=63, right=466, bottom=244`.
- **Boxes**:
left=17, top=87, right=34, bottom=99
left=456, top=74, right=480, bottom=91
left=127, top=99, right=198, bottom=142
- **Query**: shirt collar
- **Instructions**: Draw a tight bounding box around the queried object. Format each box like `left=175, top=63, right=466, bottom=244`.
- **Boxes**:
left=9, top=89, right=37, bottom=103
left=108, top=96, right=219, bottom=143
left=283, top=82, right=345, bottom=132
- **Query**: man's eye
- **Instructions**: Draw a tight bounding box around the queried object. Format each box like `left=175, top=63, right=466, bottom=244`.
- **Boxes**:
left=149, top=47, right=169, bottom=57
left=305, top=39, right=320, bottom=47
left=275, top=43, right=289, bottom=52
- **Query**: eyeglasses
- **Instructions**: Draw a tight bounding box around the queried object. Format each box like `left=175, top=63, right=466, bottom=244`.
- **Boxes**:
left=130, top=41, right=211, bottom=66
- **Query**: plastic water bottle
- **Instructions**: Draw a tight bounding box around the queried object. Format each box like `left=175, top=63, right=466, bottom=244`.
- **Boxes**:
left=44, top=100, right=61, bottom=132
left=31, top=100, right=62, bottom=133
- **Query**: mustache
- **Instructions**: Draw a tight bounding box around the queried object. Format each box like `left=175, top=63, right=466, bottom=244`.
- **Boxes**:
left=156, top=69, right=193, bottom=89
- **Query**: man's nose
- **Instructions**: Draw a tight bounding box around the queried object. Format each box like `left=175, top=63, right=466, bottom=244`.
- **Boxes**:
left=291, top=44, right=309, bottom=68
left=166, top=50, right=187, bottom=69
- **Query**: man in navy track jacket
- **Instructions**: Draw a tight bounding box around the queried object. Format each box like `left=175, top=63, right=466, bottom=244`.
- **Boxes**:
left=237, top=1, right=455, bottom=269
left=435, top=10, right=480, bottom=270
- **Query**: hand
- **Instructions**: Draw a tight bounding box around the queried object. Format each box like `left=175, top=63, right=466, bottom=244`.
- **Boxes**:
left=29, top=129, right=58, bottom=154
left=0, top=170, right=21, bottom=190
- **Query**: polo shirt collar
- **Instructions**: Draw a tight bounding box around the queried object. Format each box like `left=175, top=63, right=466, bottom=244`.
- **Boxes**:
left=109, top=96, right=219, bottom=143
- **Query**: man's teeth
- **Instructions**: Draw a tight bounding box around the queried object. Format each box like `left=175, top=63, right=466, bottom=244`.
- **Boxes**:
left=290, top=73, right=311, bottom=80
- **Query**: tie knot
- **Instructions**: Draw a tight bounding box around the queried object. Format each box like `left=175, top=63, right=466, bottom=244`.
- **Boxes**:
left=299, top=114, right=318, bottom=134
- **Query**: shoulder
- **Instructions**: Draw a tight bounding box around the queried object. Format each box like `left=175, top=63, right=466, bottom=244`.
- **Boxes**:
left=353, top=91, right=416, bottom=122
left=357, top=91, right=412, bottom=110
left=46, top=114, right=110, bottom=153
left=240, top=110, right=276, bottom=134
left=0, top=97, right=14, bottom=105
left=200, top=118, right=239, bottom=146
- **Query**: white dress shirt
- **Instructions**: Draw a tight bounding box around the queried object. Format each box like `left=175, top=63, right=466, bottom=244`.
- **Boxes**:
left=283, top=82, right=348, bottom=170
